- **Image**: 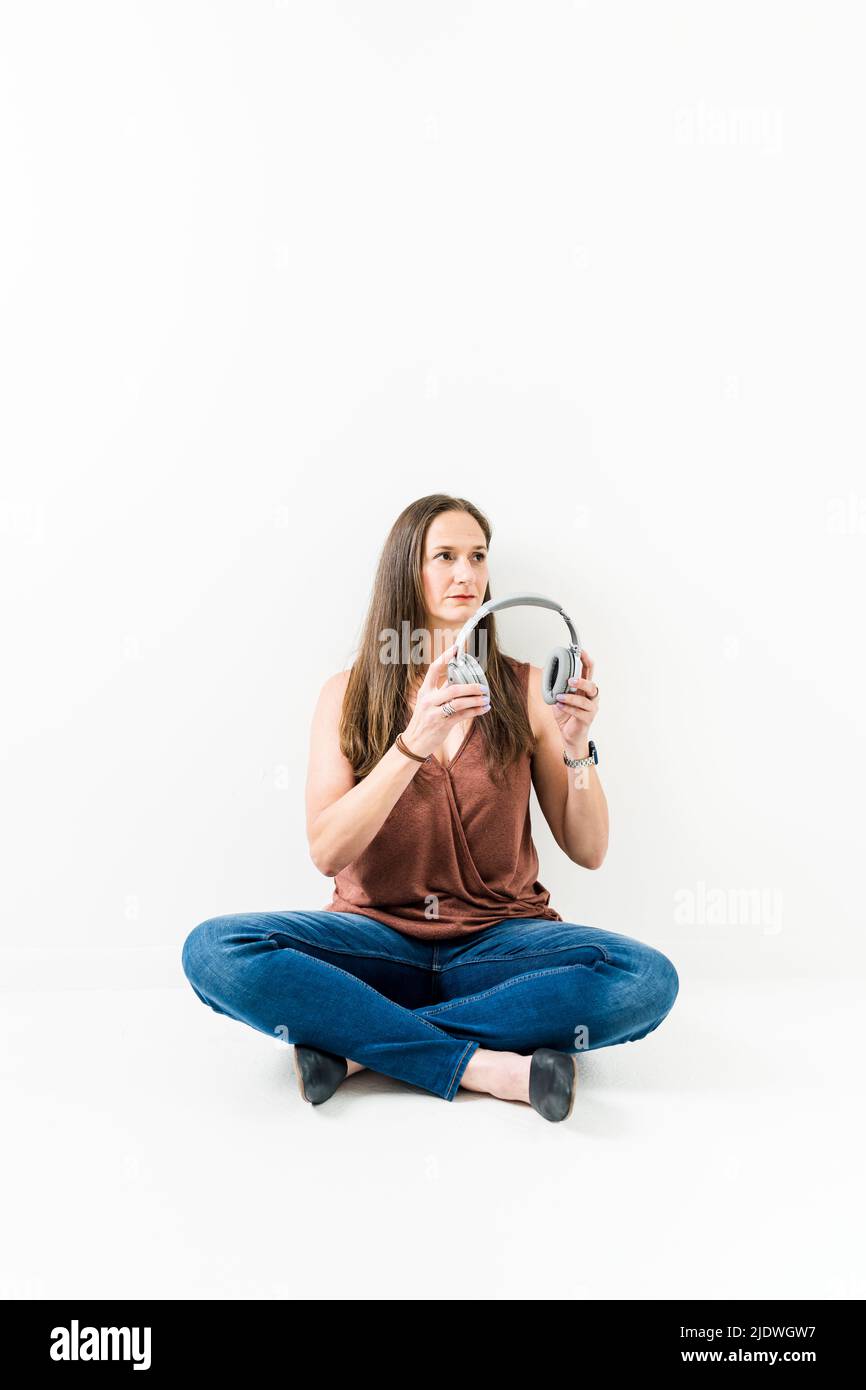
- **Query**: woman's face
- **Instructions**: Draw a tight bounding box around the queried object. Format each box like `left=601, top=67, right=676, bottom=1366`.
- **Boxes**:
left=420, top=510, right=489, bottom=650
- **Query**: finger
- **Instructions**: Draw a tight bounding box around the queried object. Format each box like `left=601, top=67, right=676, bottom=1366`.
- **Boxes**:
left=435, top=682, right=488, bottom=705
left=566, top=677, right=597, bottom=696
left=422, top=642, right=459, bottom=687
left=434, top=641, right=458, bottom=664
left=556, top=693, right=595, bottom=712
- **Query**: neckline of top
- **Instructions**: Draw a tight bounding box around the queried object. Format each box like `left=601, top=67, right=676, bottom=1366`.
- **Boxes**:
left=415, top=656, right=525, bottom=775
left=423, top=717, right=477, bottom=776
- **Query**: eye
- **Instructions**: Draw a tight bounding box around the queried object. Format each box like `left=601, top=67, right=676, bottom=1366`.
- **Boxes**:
left=434, top=551, right=487, bottom=561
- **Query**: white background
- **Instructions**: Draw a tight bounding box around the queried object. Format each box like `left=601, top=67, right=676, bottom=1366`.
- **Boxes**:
left=1, top=1, right=864, bottom=1302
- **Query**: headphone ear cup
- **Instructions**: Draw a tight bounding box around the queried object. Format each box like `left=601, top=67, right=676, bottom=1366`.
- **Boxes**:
left=448, top=652, right=485, bottom=687
left=542, top=646, right=574, bottom=702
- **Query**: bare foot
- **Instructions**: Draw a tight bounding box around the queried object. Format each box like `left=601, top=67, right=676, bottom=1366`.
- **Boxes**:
left=459, top=1048, right=532, bottom=1103
left=345, top=1058, right=366, bottom=1077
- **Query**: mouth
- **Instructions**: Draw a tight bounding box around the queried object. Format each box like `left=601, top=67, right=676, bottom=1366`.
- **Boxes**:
left=448, top=595, right=476, bottom=602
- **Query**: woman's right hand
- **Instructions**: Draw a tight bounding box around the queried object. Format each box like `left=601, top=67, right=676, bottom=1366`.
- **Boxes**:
left=400, top=642, right=490, bottom=759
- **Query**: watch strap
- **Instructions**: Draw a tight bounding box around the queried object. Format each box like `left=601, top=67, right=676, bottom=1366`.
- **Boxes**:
left=563, top=740, right=598, bottom=770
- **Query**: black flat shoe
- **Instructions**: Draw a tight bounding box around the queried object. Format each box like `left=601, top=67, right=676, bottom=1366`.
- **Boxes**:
left=293, top=1044, right=348, bottom=1105
left=529, top=1048, right=578, bottom=1122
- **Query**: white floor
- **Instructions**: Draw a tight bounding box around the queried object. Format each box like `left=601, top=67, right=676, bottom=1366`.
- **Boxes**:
left=2, top=968, right=863, bottom=1301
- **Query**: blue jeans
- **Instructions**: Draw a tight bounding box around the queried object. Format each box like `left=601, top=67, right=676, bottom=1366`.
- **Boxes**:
left=181, top=911, right=680, bottom=1101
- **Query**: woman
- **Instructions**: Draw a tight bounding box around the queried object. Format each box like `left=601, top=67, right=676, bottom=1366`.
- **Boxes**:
left=181, top=493, right=679, bottom=1122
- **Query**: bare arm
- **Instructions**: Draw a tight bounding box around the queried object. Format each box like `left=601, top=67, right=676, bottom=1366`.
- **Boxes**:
left=528, top=662, right=609, bottom=870
left=304, top=673, right=423, bottom=877
left=305, top=650, right=489, bottom=877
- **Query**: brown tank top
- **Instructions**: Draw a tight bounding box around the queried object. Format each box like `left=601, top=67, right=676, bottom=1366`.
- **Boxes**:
left=322, top=656, right=564, bottom=940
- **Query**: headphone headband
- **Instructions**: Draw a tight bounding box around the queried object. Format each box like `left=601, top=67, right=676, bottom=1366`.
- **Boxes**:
left=452, top=591, right=580, bottom=657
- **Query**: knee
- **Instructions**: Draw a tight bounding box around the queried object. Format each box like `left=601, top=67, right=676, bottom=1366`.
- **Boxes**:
left=644, top=947, right=679, bottom=1021
left=181, top=916, right=232, bottom=990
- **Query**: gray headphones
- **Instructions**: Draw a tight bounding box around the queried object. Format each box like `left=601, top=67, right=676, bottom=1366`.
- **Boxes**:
left=447, top=592, right=583, bottom=704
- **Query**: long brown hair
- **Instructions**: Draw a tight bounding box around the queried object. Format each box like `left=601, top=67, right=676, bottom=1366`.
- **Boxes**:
left=340, top=494, right=536, bottom=787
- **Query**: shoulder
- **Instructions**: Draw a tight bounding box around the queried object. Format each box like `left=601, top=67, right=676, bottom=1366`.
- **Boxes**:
left=314, top=669, right=352, bottom=713
left=325, top=668, right=352, bottom=694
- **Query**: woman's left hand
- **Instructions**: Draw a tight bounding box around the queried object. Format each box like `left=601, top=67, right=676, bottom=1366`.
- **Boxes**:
left=551, top=649, right=599, bottom=751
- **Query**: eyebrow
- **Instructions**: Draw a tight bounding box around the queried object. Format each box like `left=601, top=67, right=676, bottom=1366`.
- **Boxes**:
left=430, top=543, right=487, bottom=550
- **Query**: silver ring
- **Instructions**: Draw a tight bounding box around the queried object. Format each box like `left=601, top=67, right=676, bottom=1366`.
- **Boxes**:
left=441, top=702, right=455, bottom=718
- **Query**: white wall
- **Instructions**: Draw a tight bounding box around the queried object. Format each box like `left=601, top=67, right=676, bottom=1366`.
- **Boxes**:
left=2, top=1, right=863, bottom=988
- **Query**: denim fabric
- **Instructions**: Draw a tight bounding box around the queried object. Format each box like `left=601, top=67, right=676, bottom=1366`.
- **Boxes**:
left=181, top=911, right=680, bottom=1101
